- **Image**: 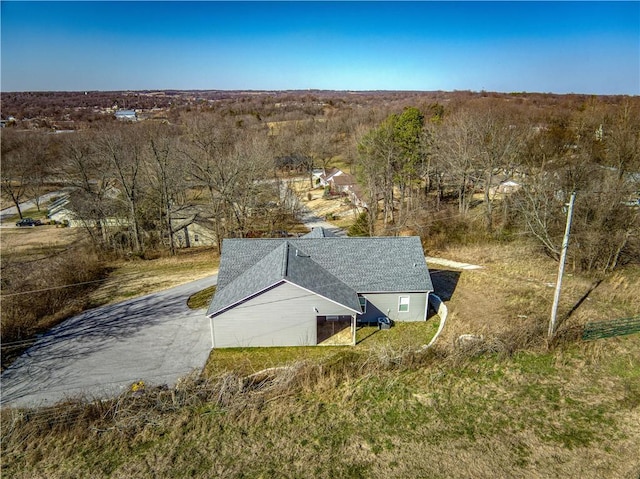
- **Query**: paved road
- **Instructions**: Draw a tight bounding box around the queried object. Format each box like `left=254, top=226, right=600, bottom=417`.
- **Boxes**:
left=1, top=274, right=217, bottom=409
left=0, top=188, right=74, bottom=223
left=300, top=207, right=347, bottom=237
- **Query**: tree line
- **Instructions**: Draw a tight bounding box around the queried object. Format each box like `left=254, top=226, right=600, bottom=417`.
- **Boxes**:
left=355, top=98, right=640, bottom=273
left=2, top=92, right=639, bottom=272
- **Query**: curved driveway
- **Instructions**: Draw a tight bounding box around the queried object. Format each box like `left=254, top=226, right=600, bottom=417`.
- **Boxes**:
left=1, top=275, right=217, bottom=409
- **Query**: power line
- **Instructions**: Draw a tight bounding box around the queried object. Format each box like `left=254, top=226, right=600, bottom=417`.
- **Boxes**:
left=0, top=277, right=112, bottom=298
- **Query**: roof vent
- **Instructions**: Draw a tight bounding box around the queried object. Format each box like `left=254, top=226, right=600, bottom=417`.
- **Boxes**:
left=295, top=249, right=310, bottom=258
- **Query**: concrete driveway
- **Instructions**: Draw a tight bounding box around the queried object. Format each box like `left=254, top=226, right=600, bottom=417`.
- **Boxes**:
left=1, top=274, right=217, bottom=409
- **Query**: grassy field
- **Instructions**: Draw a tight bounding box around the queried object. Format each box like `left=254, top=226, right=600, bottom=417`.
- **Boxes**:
left=2, top=240, right=639, bottom=478
left=86, top=247, right=219, bottom=307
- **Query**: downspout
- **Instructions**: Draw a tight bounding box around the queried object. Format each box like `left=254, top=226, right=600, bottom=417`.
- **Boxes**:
left=424, top=291, right=430, bottom=321
left=209, top=314, right=215, bottom=349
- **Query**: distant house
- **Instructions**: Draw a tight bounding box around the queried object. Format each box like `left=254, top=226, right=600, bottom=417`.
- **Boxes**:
left=47, top=193, right=127, bottom=228
left=170, top=207, right=217, bottom=248
left=317, top=168, right=367, bottom=208
left=47, top=195, right=76, bottom=225
left=329, top=172, right=357, bottom=194
left=206, top=228, right=433, bottom=348
left=489, top=178, right=522, bottom=196
left=115, top=110, right=137, bottom=121
left=317, top=167, right=343, bottom=187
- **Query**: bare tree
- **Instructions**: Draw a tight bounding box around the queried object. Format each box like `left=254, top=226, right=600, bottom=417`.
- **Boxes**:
left=433, top=109, right=476, bottom=216
left=143, top=123, right=186, bottom=255
left=95, top=126, right=146, bottom=255
left=182, top=113, right=272, bottom=248
left=0, top=131, right=48, bottom=219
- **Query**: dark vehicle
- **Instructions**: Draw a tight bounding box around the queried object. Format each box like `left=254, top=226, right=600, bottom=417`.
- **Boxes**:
left=15, top=218, right=42, bottom=227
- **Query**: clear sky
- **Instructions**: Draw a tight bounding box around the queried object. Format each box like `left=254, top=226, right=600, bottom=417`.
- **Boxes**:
left=1, top=1, right=638, bottom=94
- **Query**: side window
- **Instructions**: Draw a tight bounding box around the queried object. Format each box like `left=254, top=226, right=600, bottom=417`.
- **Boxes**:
left=398, top=296, right=410, bottom=312
left=359, top=296, right=367, bottom=314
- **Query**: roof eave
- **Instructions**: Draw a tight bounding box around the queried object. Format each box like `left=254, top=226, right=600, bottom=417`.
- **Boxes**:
left=207, top=280, right=285, bottom=318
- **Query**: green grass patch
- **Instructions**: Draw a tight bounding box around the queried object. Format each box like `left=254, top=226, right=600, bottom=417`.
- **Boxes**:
left=187, top=285, right=216, bottom=310
left=204, top=321, right=440, bottom=377
left=205, top=345, right=346, bottom=377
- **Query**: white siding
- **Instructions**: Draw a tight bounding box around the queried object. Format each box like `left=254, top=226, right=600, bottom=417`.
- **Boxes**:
left=213, top=282, right=355, bottom=348
left=361, top=292, right=428, bottom=322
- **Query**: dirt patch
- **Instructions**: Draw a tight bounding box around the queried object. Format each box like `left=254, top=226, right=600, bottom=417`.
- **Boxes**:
left=289, top=178, right=359, bottom=226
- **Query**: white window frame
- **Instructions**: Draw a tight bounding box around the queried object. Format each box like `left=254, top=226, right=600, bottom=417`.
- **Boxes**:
left=398, top=296, right=410, bottom=312
left=359, top=296, right=367, bottom=314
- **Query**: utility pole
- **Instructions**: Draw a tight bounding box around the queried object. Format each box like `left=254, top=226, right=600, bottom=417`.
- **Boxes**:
left=548, top=191, right=577, bottom=340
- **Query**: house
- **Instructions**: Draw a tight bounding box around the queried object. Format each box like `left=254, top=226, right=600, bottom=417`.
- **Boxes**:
left=330, top=172, right=357, bottom=194
left=170, top=207, right=217, bottom=248
left=206, top=228, right=433, bottom=348
left=171, top=217, right=216, bottom=248
left=317, top=167, right=343, bottom=187
left=47, top=190, right=127, bottom=228
left=114, top=109, right=137, bottom=121
left=47, top=195, right=74, bottom=224
left=316, top=168, right=367, bottom=208
left=328, top=172, right=368, bottom=207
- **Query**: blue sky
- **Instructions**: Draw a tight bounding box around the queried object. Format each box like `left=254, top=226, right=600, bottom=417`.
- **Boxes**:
left=1, top=1, right=638, bottom=94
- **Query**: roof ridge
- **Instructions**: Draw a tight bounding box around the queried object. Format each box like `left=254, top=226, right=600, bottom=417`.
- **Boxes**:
left=282, top=241, right=289, bottom=277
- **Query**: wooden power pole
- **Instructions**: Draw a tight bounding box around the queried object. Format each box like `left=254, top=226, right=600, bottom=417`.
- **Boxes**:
left=548, top=191, right=577, bottom=340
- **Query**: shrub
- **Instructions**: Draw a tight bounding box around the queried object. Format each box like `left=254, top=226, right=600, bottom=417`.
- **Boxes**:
left=1, top=246, right=109, bottom=370
left=348, top=212, right=370, bottom=237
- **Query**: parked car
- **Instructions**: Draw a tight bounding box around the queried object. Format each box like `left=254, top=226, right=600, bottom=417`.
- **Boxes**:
left=15, top=218, right=42, bottom=227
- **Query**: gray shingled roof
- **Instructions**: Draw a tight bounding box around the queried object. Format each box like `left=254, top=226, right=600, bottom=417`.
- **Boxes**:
left=208, top=242, right=288, bottom=317
left=284, top=244, right=361, bottom=313
left=208, top=241, right=362, bottom=317
left=208, top=231, right=432, bottom=317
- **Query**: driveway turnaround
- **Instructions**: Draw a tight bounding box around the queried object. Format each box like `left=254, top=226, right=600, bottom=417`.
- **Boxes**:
left=1, top=275, right=217, bottom=409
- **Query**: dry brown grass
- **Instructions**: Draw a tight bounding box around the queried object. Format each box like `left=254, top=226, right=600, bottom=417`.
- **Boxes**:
left=2, top=239, right=639, bottom=478
left=290, top=178, right=360, bottom=226
left=87, top=247, right=219, bottom=307
left=1, top=225, right=85, bottom=259
left=2, top=330, right=639, bottom=478
left=433, top=241, right=640, bottom=353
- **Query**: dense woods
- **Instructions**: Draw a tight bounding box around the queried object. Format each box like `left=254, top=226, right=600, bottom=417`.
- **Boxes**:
left=2, top=90, right=639, bottom=271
